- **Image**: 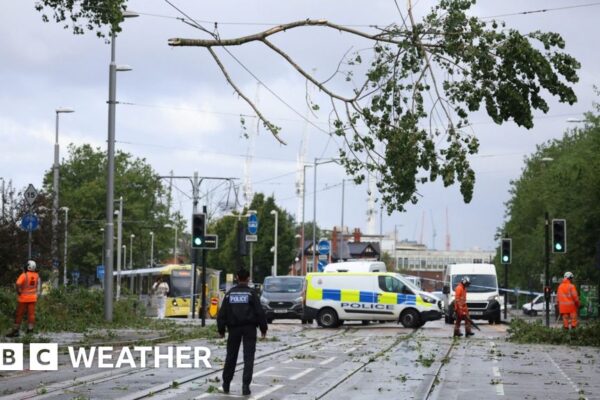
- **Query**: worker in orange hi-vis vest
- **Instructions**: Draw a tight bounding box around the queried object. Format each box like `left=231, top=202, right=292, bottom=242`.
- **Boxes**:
left=556, top=271, right=580, bottom=330
left=453, top=276, right=474, bottom=337
left=6, top=261, right=41, bottom=337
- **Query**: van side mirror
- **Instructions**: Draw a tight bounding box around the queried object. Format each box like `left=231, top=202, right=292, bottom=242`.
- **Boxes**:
left=442, top=285, right=450, bottom=295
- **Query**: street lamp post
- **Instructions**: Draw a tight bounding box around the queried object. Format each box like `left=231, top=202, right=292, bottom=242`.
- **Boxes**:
left=312, top=158, right=339, bottom=272
left=270, top=210, right=278, bottom=276
left=300, top=164, right=312, bottom=276
left=129, top=234, right=135, bottom=269
left=104, top=10, right=138, bottom=322
left=149, top=231, right=154, bottom=267
left=122, top=245, right=127, bottom=275
left=53, top=107, right=74, bottom=288
left=60, top=207, right=69, bottom=286
left=541, top=157, right=554, bottom=327
left=115, top=198, right=123, bottom=300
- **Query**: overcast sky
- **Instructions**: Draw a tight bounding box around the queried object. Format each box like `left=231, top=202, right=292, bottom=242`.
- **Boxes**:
left=1, top=0, right=597, bottom=252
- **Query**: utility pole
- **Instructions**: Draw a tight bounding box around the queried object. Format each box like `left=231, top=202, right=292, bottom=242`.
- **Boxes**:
left=544, top=212, right=550, bottom=327
left=339, top=179, right=345, bottom=262
left=61, top=207, right=69, bottom=286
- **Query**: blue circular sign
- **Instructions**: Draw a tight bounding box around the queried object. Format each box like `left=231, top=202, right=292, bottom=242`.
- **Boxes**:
left=318, top=240, right=330, bottom=255
left=318, top=260, right=327, bottom=272
left=248, top=213, right=258, bottom=235
left=21, top=214, right=39, bottom=232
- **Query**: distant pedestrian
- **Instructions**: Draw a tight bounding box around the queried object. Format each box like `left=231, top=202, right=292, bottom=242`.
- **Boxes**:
left=7, top=261, right=40, bottom=337
left=556, top=271, right=579, bottom=330
left=152, top=276, right=169, bottom=319
left=217, top=268, right=268, bottom=396
left=453, top=276, right=474, bottom=337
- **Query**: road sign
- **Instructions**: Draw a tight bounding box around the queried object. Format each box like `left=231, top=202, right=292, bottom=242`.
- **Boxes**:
left=246, top=234, right=258, bottom=242
left=24, top=184, right=38, bottom=206
left=20, top=213, right=39, bottom=232
left=248, top=213, right=258, bottom=235
left=318, top=260, right=328, bottom=272
left=96, top=265, right=105, bottom=280
left=200, top=234, right=219, bottom=250
left=318, top=239, right=330, bottom=255
left=318, top=254, right=328, bottom=260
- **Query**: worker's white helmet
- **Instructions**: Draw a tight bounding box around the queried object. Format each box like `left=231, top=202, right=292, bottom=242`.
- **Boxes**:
left=26, top=260, right=37, bottom=272
left=564, top=271, right=574, bottom=280
left=461, top=276, right=471, bottom=285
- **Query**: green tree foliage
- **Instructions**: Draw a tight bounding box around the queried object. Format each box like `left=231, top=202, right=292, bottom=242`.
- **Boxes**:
left=206, top=193, right=298, bottom=282
left=0, top=183, right=53, bottom=284
left=41, top=144, right=183, bottom=281
left=37, top=1, right=580, bottom=214
left=499, top=106, right=600, bottom=290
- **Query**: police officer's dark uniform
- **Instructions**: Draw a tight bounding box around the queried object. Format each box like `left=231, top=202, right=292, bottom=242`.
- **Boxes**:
left=217, top=270, right=268, bottom=396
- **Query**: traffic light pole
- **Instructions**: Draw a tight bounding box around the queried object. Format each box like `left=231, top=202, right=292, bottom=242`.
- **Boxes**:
left=504, top=264, right=508, bottom=320
left=201, top=205, right=208, bottom=327
left=191, top=172, right=199, bottom=320
left=544, top=211, right=550, bottom=327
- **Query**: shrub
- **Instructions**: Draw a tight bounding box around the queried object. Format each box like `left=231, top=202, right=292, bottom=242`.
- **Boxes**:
left=508, top=318, right=600, bottom=347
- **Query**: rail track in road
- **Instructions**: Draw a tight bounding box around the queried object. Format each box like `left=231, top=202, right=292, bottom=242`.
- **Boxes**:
left=0, top=325, right=352, bottom=400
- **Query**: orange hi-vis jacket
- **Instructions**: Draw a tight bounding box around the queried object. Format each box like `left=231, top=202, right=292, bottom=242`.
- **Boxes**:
left=454, top=282, right=468, bottom=315
left=16, top=271, right=39, bottom=303
left=557, top=278, right=579, bottom=314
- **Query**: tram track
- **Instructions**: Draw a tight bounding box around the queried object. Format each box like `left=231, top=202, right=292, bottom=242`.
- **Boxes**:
left=118, top=327, right=353, bottom=400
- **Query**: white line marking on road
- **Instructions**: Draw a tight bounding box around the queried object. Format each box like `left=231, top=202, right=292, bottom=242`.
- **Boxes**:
left=546, top=354, right=587, bottom=399
left=282, top=359, right=293, bottom=364
left=320, top=356, right=337, bottom=365
left=489, top=342, right=504, bottom=396
left=495, top=384, right=505, bottom=396
left=344, top=347, right=357, bottom=354
left=254, top=366, right=275, bottom=376
left=289, top=367, right=315, bottom=380
left=250, top=384, right=284, bottom=399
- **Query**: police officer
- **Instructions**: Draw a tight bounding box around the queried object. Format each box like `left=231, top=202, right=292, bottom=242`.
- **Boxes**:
left=217, top=268, right=268, bottom=396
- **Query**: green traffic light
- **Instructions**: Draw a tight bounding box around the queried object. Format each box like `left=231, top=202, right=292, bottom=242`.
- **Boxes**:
left=194, top=237, right=203, bottom=246
left=555, top=243, right=563, bottom=251
left=502, top=255, right=509, bottom=262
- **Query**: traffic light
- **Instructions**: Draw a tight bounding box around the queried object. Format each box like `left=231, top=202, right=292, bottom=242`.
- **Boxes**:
left=192, top=213, right=206, bottom=249
left=552, top=219, right=567, bottom=253
left=500, top=238, right=512, bottom=264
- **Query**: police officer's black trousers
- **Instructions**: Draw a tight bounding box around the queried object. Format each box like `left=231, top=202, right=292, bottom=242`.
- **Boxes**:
left=222, top=324, right=257, bottom=387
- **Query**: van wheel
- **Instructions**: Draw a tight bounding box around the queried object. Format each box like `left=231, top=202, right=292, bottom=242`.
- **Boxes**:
left=400, top=309, right=421, bottom=328
left=317, top=308, right=339, bottom=328
left=530, top=310, right=537, bottom=316
left=267, top=318, right=274, bottom=324
left=361, top=320, right=370, bottom=326
left=308, top=319, right=314, bottom=324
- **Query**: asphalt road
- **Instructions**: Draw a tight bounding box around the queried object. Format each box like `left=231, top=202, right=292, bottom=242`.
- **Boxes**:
left=1, top=319, right=599, bottom=400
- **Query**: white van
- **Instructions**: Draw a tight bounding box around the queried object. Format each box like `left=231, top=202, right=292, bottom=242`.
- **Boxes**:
left=303, top=272, right=443, bottom=328
left=442, top=263, right=501, bottom=324
left=323, top=261, right=386, bottom=273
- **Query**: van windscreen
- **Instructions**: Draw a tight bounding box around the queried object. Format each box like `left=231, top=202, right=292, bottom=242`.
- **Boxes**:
left=264, top=277, right=303, bottom=293
left=452, top=274, right=497, bottom=293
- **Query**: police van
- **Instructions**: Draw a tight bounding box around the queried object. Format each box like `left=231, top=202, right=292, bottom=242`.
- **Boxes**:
left=303, top=272, right=443, bottom=328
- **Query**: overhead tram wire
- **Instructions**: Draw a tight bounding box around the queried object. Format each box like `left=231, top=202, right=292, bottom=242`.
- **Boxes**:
left=163, top=0, right=339, bottom=145
left=133, top=1, right=600, bottom=29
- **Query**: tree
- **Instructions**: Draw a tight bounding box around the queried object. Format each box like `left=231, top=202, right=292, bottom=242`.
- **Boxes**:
left=499, top=104, right=600, bottom=290
left=38, top=1, right=580, bottom=213
left=206, top=193, right=297, bottom=282
left=0, top=182, right=53, bottom=284
left=41, top=144, right=183, bottom=282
